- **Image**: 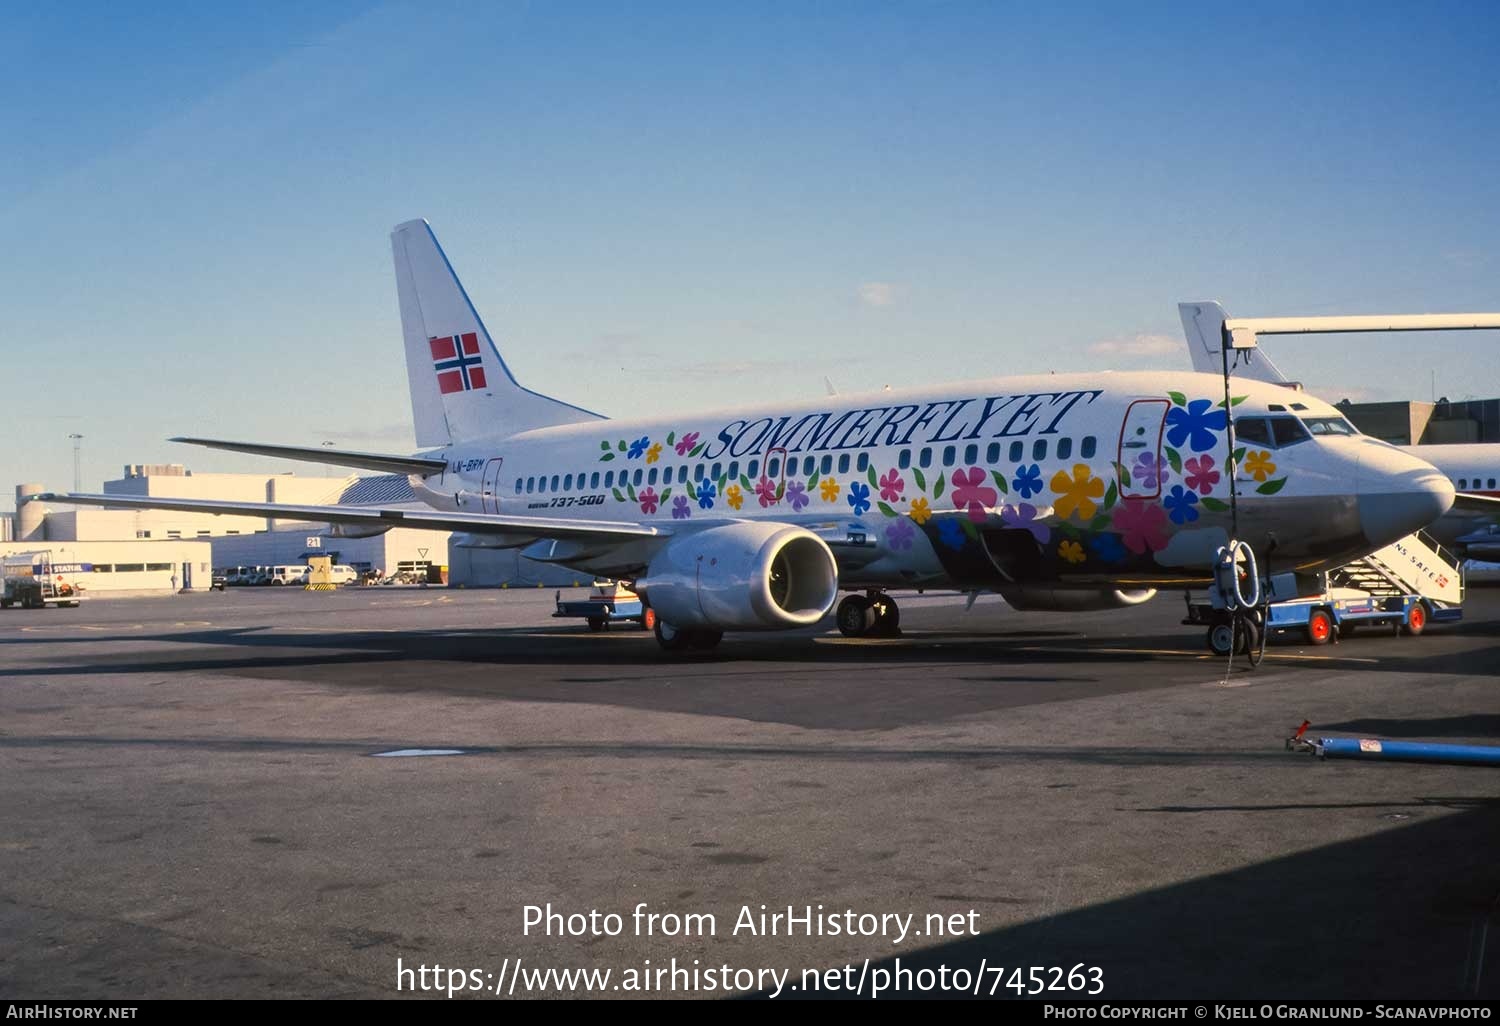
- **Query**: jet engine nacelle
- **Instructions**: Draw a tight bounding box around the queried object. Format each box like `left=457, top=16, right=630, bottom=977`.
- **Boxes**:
left=325, top=523, right=393, bottom=539
left=997, top=586, right=1158, bottom=611
left=636, top=522, right=839, bottom=630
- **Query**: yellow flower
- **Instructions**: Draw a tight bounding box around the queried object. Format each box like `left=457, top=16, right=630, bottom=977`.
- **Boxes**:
left=820, top=477, right=840, bottom=502
left=1049, top=463, right=1105, bottom=520
left=645, top=442, right=662, bottom=464
left=1245, top=450, right=1276, bottom=482
left=909, top=496, right=931, bottom=524
left=1058, top=539, right=1085, bottom=564
left=725, top=484, right=743, bottom=510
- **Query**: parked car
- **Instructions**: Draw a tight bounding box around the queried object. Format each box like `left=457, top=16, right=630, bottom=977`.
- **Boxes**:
left=210, top=570, right=227, bottom=591
left=267, top=565, right=308, bottom=586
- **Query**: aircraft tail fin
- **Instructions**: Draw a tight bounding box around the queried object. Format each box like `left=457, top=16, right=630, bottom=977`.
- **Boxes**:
left=1177, top=301, right=1293, bottom=385
left=391, top=219, right=604, bottom=447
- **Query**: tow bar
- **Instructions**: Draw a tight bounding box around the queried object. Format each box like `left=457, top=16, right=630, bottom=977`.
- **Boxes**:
left=1286, top=720, right=1500, bottom=767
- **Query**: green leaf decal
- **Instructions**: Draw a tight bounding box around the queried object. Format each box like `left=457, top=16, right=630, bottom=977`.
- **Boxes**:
left=611, top=488, right=625, bottom=503
left=1200, top=496, right=1229, bottom=511
left=660, top=488, right=671, bottom=502
left=961, top=519, right=979, bottom=540
left=718, top=475, right=729, bottom=492
left=627, top=483, right=637, bottom=501
left=1256, top=477, right=1287, bottom=495
left=877, top=501, right=897, bottom=518
left=617, top=440, right=627, bottom=452
left=912, top=468, right=927, bottom=492
left=666, top=431, right=675, bottom=446
left=1090, top=513, right=1111, bottom=532
left=1232, top=447, right=1247, bottom=464
left=1218, top=395, right=1249, bottom=409
left=1115, top=462, right=1132, bottom=489
left=932, top=474, right=946, bottom=499
left=600, top=440, right=610, bottom=450
left=740, top=475, right=752, bottom=490
left=1103, top=480, right=1118, bottom=510
left=991, top=470, right=1009, bottom=494
left=807, top=471, right=819, bottom=489
left=689, top=443, right=705, bottom=458
left=866, top=466, right=879, bottom=489
left=599, top=452, right=615, bottom=462
left=1168, top=391, right=1188, bottom=407
left=1164, top=447, right=1183, bottom=474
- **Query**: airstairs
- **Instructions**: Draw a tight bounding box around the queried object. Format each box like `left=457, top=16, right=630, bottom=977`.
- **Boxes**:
left=1327, top=530, right=1464, bottom=615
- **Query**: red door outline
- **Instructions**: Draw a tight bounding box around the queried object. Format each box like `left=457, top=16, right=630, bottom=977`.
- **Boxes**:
left=1117, top=400, right=1169, bottom=499
left=481, top=457, right=504, bottom=513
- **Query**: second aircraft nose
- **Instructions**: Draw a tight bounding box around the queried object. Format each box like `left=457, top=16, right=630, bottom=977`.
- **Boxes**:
left=1357, top=446, right=1456, bottom=549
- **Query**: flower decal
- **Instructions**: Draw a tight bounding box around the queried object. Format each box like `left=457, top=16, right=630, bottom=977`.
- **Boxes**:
left=785, top=480, right=810, bottom=511
left=1165, top=399, right=1228, bottom=453
left=1050, top=463, right=1105, bottom=520
left=1183, top=455, right=1220, bottom=494
left=645, top=442, right=662, bottom=464
left=847, top=481, right=872, bottom=515
left=1163, top=484, right=1199, bottom=525
left=671, top=494, right=692, bottom=520
left=725, top=483, right=743, bottom=510
left=1131, top=452, right=1166, bottom=490
left=1058, top=539, right=1086, bottom=564
left=885, top=518, right=915, bottom=551
left=1245, top=451, right=1277, bottom=482
left=754, top=475, right=780, bottom=507
left=937, top=518, right=967, bottom=551
left=674, top=432, right=700, bottom=456
left=1111, top=498, right=1170, bottom=554
left=819, top=477, right=840, bottom=503
left=878, top=469, right=905, bottom=503
left=627, top=436, right=651, bottom=460
left=909, top=496, right=931, bottom=524
left=638, top=487, right=659, bottom=515
left=1089, top=532, right=1127, bottom=563
left=696, top=479, right=716, bottom=510
left=950, top=467, right=998, bottom=523
left=1012, top=463, right=1044, bottom=499
left=1000, top=502, right=1050, bottom=543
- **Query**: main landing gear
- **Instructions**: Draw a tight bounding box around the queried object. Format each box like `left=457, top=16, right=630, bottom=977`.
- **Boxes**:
left=653, top=619, right=724, bottom=651
left=836, top=592, right=901, bottom=638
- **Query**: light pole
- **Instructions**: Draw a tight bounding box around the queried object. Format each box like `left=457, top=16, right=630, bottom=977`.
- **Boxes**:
left=322, top=441, right=335, bottom=477
left=67, top=433, right=83, bottom=492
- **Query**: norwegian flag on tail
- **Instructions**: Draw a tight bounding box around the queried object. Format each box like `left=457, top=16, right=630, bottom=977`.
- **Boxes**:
left=429, top=332, right=487, bottom=395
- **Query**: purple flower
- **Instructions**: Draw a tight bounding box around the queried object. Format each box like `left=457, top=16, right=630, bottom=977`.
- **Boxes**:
left=785, top=480, right=809, bottom=511
left=1132, top=451, right=1166, bottom=490
left=671, top=495, right=692, bottom=520
left=886, top=518, right=915, bottom=550
left=1000, top=502, right=1050, bottom=544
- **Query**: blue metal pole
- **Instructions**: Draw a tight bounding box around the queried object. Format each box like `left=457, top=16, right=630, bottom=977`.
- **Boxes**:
left=1320, top=737, right=1500, bottom=766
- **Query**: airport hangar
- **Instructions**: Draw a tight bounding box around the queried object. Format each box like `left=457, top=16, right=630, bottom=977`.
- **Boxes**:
left=2, top=463, right=582, bottom=596
left=1, top=396, right=1492, bottom=597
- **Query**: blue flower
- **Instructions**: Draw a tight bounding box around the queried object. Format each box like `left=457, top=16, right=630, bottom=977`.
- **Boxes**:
left=696, top=479, right=716, bottom=510
left=846, top=481, right=871, bottom=516
left=937, top=518, right=967, bottom=551
left=1012, top=463, right=1043, bottom=499
left=1088, top=532, right=1127, bottom=563
left=627, top=436, right=651, bottom=459
left=1163, top=484, right=1199, bottom=525
left=1164, top=399, right=1228, bottom=453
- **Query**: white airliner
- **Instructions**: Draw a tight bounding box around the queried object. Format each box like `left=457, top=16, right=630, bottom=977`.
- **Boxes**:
left=39, top=222, right=1457, bottom=650
left=1178, top=301, right=1500, bottom=559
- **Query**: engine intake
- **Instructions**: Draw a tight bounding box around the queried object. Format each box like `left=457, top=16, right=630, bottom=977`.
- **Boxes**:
left=637, top=522, right=839, bottom=630
left=997, top=586, right=1157, bottom=611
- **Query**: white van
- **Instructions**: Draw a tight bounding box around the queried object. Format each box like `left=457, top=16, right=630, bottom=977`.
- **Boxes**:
left=268, top=565, right=308, bottom=586
left=328, top=565, right=358, bottom=586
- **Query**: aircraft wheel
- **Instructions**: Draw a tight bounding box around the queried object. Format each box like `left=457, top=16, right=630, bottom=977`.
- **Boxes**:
left=1402, top=603, right=1427, bottom=637
left=654, top=620, right=692, bottom=651
left=689, top=629, right=723, bottom=650
left=836, top=595, right=874, bottom=637
left=1306, top=609, right=1333, bottom=646
left=870, top=595, right=901, bottom=636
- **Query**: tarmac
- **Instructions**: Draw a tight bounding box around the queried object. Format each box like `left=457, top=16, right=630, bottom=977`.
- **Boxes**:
left=1, top=584, right=1497, bottom=999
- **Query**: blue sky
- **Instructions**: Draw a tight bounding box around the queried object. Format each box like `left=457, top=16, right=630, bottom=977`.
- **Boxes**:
left=4, top=1, right=1498, bottom=509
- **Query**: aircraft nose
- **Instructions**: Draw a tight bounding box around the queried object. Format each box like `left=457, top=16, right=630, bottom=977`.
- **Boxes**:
left=1357, top=448, right=1455, bottom=548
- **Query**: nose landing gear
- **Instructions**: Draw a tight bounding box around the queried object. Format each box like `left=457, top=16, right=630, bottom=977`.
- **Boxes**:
left=836, top=592, right=901, bottom=638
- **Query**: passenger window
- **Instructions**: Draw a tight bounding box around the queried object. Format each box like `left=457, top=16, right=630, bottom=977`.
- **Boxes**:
left=605, top=471, right=614, bottom=487
left=749, top=459, right=761, bottom=479
left=964, top=444, right=978, bottom=465
left=648, top=467, right=658, bottom=485
left=986, top=443, right=1000, bottom=464
left=1057, top=438, right=1072, bottom=460
left=1081, top=436, right=1097, bottom=459
left=632, top=469, right=642, bottom=486
left=1034, top=439, right=1049, bottom=461
left=564, top=474, right=573, bottom=490
left=694, top=464, right=705, bottom=481
left=1459, top=478, right=1468, bottom=489
left=1009, top=441, right=1024, bottom=463
left=526, top=477, right=535, bottom=494
left=710, top=462, right=721, bottom=481
left=804, top=456, right=815, bottom=476
left=942, top=445, right=956, bottom=467
left=1235, top=418, right=1272, bottom=448
left=898, top=449, right=911, bottom=469
left=515, top=478, right=523, bottom=494
left=678, top=466, right=688, bottom=483
left=838, top=453, right=851, bottom=474
left=1270, top=417, right=1309, bottom=447
left=1489, top=478, right=1497, bottom=490
left=857, top=452, right=869, bottom=472
left=919, top=448, right=932, bottom=468
left=768, top=458, right=780, bottom=478
left=728, top=461, right=740, bottom=480
left=551, top=475, right=560, bottom=491
left=820, top=455, right=832, bottom=475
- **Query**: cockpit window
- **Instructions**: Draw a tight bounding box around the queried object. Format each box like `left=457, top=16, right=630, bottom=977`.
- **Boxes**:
left=1300, top=416, right=1358, bottom=436
left=1234, top=417, right=1272, bottom=447
left=1270, top=416, right=1310, bottom=447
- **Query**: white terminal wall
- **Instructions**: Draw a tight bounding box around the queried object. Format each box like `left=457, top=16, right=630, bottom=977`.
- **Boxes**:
left=0, top=540, right=212, bottom=594
left=210, top=525, right=451, bottom=574
left=102, top=471, right=356, bottom=535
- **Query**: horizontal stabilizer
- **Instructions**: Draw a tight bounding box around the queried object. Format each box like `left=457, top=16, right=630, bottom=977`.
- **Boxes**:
left=31, top=492, right=662, bottom=543
left=169, top=437, right=448, bottom=476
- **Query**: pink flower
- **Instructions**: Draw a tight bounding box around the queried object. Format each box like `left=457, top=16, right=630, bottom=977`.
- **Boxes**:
left=1111, top=498, right=1170, bottom=554
left=638, top=487, right=658, bottom=515
left=878, top=468, right=905, bottom=503
left=674, top=432, right=700, bottom=456
left=950, top=466, right=998, bottom=523
left=1184, top=455, right=1220, bottom=495
left=754, top=475, right=780, bottom=507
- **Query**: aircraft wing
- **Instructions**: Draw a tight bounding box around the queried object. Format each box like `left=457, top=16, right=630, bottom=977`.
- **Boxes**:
left=169, top=437, right=449, bottom=476
left=1452, top=492, right=1500, bottom=513
left=30, top=492, right=662, bottom=543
